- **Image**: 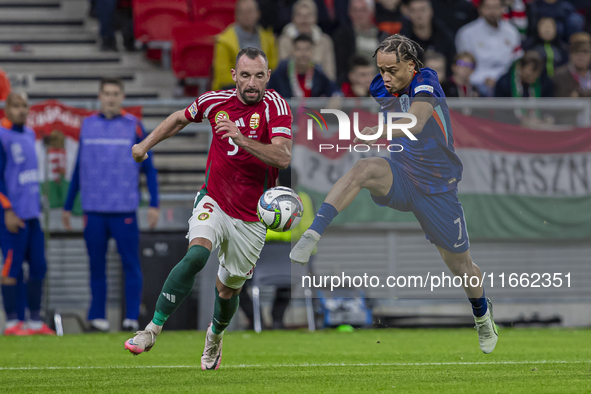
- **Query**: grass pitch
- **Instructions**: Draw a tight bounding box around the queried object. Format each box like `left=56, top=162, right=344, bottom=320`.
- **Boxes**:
left=1, top=328, right=590, bottom=393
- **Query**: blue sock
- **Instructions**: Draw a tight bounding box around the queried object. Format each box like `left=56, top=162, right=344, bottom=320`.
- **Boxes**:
left=1, top=284, right=18, bottom=321
left=469, top=288, right=488, bottom=318
left=16, top=279, right=27, bottom=321
left=27, top=280, right=43, bottom=321
left=308, top=203, right=339, bottom=236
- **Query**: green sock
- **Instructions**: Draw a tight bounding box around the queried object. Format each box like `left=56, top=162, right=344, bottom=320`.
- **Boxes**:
left=211, top=287, right=239, bottom=334
left=152, top=245, right=210, bottom=326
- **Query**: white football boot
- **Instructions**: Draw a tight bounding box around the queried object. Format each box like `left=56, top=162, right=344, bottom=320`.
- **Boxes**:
left=289, top=230, right=320, bottom=265
left=124, top=322, right=162, bottom=355
left=474, top=298, right=498, bottom=354
left=201, top=323, right=224, bottom=370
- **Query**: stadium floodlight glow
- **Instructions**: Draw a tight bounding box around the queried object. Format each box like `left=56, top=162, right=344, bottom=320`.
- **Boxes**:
left=304, top=108, right=418, bottom=141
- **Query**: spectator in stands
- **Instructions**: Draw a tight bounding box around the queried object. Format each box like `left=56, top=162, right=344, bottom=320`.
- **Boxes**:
left=1, top=92, right=55, bottom=336
left=553, top=32, right=591, bottom=97
left=257, top=0, right=348, bottom=36
left=0, top=68, right=10, bottom=101
left=278, top=0, right=337, bottom=81
left=456, top=0, right=522, bottom=96
left=268, top=34, right=338, bottom=97
left=502, top=0, right=528, bottom=38
left=212, top=0, right=278, bottom=91
left=523, top=17, right=568, bottom=78
left=400, top=0, right=456, bottom=71
left=530, top=0, right=585, bottom=43
left=424, top=50, right=447, bottom=83
left=341, top=56, right=375, bottom=97
left=333, top=0, right=387, bottom=85
left=375, top=0, right=407, bottom=36
left=97, top=0, right=134, bottom=51
left=431, top=0, right=478, bottom=34
left=442, top=52, right=480, bottom=97
left=317, top=0, right=354, bottom=33
left=494, top=51, right=554, bottom=97
left=62, top=78, right=160, bottom=333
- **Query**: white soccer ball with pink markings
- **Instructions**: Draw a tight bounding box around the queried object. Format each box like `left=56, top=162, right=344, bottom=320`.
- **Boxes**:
left=257, top=187, right=304, bottom=232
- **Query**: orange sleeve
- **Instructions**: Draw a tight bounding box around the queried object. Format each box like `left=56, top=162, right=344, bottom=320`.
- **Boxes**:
left=0, top=193, right=11, bottom=209
left=0, top=71, right=11, bottom=101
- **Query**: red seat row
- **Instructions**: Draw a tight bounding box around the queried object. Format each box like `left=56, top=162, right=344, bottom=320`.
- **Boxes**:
left=133, top=0, right=235, bottom=42
left=133, top=0, right=236, bottom=84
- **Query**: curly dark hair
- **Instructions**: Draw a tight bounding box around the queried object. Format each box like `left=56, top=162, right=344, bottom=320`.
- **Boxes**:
left=373, top=34, right=424, bottom=72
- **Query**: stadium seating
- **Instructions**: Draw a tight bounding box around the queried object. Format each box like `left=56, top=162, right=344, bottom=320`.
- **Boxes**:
left=195, top=4, right=235, bottom=30
left=192, top=0, right=237, bottom=15
left=133, top=0, right=193, bottom=43
left=172, top=23, right=222, bottom=79
left=171, top=23, right=224, bottom=93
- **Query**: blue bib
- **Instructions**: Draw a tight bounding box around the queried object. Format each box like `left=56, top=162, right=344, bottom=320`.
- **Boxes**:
left=0, top=124, right=40, bottom=219
left=79, top=114, right=141, bottom=212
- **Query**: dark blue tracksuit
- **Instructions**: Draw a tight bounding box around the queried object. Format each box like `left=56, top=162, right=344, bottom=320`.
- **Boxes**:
left=64, top=113, right=158, bottom=321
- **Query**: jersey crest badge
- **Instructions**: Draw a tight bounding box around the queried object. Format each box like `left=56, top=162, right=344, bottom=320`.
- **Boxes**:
left=215, top=111, right=229, bottom=124
left=250, top=113, right=260, bottom=129
left=400, top=94, right=410, bottom=113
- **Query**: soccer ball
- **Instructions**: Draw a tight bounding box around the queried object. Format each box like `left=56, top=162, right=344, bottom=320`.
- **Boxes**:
left=257, top=187, right=304, bottom=232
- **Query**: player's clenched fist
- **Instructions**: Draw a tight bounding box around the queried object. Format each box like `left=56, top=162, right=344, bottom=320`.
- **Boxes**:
left=132, top=144, right=149, bottom=163
left=353, top=126, right=382, bottom=145
left=215, top=118, right=246, bottom=146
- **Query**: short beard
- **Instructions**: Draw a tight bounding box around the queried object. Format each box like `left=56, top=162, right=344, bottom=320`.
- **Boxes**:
left=239, top=87, right=263, bottom=104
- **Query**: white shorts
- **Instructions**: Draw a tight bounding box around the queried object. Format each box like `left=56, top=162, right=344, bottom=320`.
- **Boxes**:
left=187, top=194, right=266, bottom=289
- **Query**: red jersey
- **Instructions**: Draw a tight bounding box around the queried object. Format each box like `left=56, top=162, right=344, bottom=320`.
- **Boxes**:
left=184, top=89, right=292, bottom=221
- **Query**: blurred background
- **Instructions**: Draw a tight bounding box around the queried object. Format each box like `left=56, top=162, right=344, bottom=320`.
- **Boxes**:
left=0, top=0, right=590, bottom=334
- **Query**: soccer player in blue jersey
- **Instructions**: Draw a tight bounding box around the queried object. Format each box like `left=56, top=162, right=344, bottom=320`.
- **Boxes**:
left=290, top=35, right=498, bottom=353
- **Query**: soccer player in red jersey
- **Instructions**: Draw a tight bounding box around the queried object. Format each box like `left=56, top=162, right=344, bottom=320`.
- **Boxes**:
left=124, top=48, right=292, bottom=370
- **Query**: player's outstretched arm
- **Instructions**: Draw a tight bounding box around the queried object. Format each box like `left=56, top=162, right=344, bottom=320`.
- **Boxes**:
left=215, top=118, right=292, bottom=169
left=354, top=101, right=435, bottom=144
left=132, top=110, right=190, bottom=163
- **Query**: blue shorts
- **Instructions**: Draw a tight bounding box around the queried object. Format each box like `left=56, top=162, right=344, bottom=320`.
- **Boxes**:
left=371, top=158, right=470, bottom=253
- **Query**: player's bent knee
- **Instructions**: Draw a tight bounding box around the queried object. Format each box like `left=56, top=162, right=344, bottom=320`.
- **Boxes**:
left=350, top=158, right=375, bottom=178
left=189, top=237, right=213, bottom=251
left=350, top=158, right=388, bottom=181
left=183, top=244, right=211, bottom=271
left=216, top=281, right=241, bottom=299
left=350, top=158, right=393, bottom=195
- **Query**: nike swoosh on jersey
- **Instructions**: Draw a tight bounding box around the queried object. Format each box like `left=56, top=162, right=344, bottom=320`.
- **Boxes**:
left=454, top=241, right=467, bottom=248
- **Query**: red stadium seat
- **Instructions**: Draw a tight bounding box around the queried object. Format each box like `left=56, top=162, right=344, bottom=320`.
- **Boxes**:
left=133, top=0, right=193, bottom=42
left=196, top=5, right=235, bottom=30
left=192, top=0, right=237, bottom=15
left=172, top=22, right=224, bottom=92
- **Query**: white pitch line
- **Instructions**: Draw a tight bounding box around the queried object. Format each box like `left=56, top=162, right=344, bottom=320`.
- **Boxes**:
left=0, top=360, right=589, bottom=371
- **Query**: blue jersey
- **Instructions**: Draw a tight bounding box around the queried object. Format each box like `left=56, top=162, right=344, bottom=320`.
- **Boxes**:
left=369, top=68, right=463, bottom=194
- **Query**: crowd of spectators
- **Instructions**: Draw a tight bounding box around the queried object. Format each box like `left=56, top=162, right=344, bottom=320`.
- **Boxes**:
left=210, top=0, right=591, bottom=100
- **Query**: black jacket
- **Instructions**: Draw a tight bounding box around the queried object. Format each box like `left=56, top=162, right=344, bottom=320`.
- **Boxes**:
left=400, top=20, right=456, bottom=71
left=332, top=26, right=388, bottom=85
left=267, top=59, right=337, bottom=98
